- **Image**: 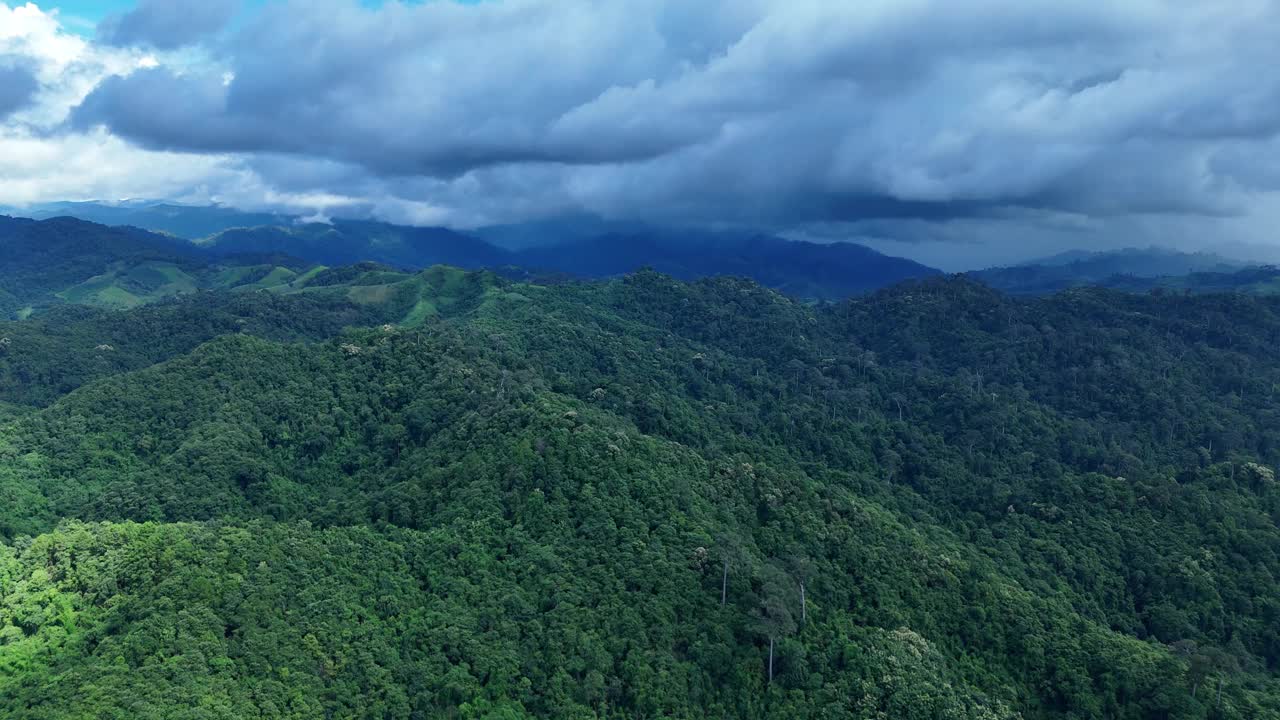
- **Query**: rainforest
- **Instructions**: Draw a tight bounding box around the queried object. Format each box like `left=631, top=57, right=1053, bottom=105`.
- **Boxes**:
left=2, top=250, right=1279, bottom=718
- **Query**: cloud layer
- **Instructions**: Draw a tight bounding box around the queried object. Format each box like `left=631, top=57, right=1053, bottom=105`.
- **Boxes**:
left=6, top=0, right=1280, bottom=266
left=97, top=0, right=239, bottom=50
left=0, top=61, right=38, bottom=117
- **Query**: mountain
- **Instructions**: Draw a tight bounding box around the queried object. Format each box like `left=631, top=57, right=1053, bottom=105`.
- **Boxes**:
left=0, top=215, right=335, bottom=318
left=1102, top=265, right=1280, bottom=295
left=973, top=246, right=1246, bottom=294
left=472, top=213, right=649, bottom=250
left=203, top=219, right=512, bottom=270
left=6, top=200, right=295, bottom=239
left=14, top=205, right=940, bottom=299
left=14, top=212, right=1280, bottom=320
left=0, top=215, right=208, bottom=315
left=516, top=229, right=942, bottom=298
left=1024, top=246, right=1243, bottom=274
left=207, top=221, right=941, bottom=299
left=1, top=266, right=1279, bottom=717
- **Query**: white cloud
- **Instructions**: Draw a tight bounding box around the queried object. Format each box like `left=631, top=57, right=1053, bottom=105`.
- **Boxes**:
left=0, top=2, right=247, bottom=207
left=0, top=127, right=239, bottom=205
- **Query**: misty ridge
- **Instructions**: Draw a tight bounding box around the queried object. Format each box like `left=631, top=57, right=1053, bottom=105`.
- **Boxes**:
left=7, top=203, right=1280, bottom=313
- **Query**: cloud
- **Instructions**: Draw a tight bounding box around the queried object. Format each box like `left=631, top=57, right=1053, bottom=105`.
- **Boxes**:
left=1, top=2, right=153, bottom=125
left=0, top=3, right=239, bottom=208
left=98, top=0, right=240, bottom=50
left=5, top=0, right=1280, bottom=267
left=0, top=127, right=244, bottom=207
left=0, top=61, right=38, bottom=118
left=65, top=0, right=1280, bottom=230
left=77, top=0, right=727, bottom=175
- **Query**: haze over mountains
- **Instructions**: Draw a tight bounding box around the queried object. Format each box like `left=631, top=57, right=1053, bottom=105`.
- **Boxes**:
left=971, top=247, right=1260, bottom=295
left=0, top=200, right=293, bottom=239
left=1, top=203, right=944, bottom=302
left=5, top=202, right=1280, bottom=319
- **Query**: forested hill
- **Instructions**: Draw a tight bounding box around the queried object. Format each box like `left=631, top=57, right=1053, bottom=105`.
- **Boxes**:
left=511, top=230, right=941, bottom=297
left=0, top=214, right=323, bottom=318
left=3, top=210, right=942, bottom=302
left=0, top=215, right=205, bottom=315
left=1, top=268, right=1279, bottom=718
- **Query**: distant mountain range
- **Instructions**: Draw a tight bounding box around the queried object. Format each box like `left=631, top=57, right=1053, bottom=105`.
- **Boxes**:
left=6, top=204, right=1280, bottom=317
left=512, top=228, right=939, bottom=299
left=198, top=222, right=941, bottom=299
left=202, top=221, right=510, bottom=270
left=1101, top=265, right=1280, bottom=295
left=970, top=246, right=1252, bottom=294
left=2, top=202, right=942, bottom=301
left=0, top=201, right=292, bottom=239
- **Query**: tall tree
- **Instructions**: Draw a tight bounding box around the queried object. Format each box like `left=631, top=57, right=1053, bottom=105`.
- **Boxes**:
left=754, top=564, right=798, bottom=685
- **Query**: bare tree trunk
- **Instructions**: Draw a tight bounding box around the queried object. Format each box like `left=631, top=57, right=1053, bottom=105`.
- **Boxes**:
left=1217, top=677, right=1224, bottom=709
left=721, top=559, right=729, bottom=606
left=1192, top=680, right=1199, bottom=699
left=799, top=582, right=806, bottom=624
left=768, top=637, right=774, bottom=685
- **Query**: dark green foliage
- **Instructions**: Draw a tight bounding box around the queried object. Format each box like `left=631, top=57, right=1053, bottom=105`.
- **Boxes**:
left=0, top=216, right=330, bottom=318
left=2, top=268, right=1280, bottom=718
left=0, top=215, right=205, bottom=312
left=1104, top=265, right=1280, bottom=296
left=305, top=261, right=402, bottom=287
left=0, top=292, right=390, bottom=407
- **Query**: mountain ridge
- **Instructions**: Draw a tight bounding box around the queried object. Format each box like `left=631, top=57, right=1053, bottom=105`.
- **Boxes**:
left=3, top=210, right=945, bottom=304
left=972, top=246, right=1255, bottom=294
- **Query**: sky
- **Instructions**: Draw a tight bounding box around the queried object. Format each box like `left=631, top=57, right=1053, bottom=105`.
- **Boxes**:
left=2, top=1, right=1280, bottom=269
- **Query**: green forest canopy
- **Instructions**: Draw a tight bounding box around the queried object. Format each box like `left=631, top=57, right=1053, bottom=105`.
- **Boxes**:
left=1, top=268, right=1278, bottom=718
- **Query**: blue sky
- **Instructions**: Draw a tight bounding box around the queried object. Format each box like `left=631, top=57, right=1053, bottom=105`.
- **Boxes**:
left=42, top=0, right=121, bottom=31
left=46, top=0, right=126, bottom=21
left=47, top=1, right=242, bottom=35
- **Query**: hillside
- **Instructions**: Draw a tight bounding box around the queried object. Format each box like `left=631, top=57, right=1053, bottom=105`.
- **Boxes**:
left=0, top=215, right=210, bottom=316
left=0, top=216, right=378, bottom=318
left=516, top=229, right=941, bottom=298
left=1103, top=265, right=1280, bottom=295
left=973, top=247, right=1248, bottom=295
left=1, top=268, right=1279, bottom=718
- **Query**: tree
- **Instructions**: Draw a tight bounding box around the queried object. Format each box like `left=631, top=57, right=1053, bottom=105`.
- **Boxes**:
left=784, top=548, right=814, bottom=626
left=716, top=531, right=750, bottom=607
left=754, top=564, right=798, bottom=685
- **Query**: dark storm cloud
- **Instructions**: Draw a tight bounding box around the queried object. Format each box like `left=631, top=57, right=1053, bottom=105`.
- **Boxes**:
left=0, top=62, right=38, bottom=118
left=70, top=0, right=1280, bottom=228
left=98, top=0, right=240, bottom=50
